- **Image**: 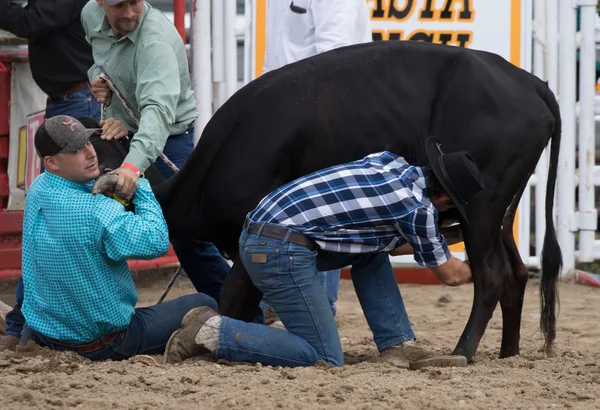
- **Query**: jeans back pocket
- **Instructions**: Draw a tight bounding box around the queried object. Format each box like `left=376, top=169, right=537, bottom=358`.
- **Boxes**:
left=241, top=239, right=283, bottom=289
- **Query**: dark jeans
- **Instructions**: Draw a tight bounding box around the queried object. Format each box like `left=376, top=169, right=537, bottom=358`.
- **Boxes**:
left=29, top=293, right=217, bottom=361
left=157, top=124, right=232, bottom=304
left=4, top=88, right=101, bottom=339
left=162, top=125, right=263, bottom=324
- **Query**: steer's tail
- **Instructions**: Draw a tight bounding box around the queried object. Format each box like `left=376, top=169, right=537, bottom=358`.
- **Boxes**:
left=539, top=84, right=563, bottom=357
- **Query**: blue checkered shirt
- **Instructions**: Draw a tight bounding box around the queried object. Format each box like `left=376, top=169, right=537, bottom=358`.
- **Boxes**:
left=21, top=173, right=169, bottom=343
left=249, top=152, right=451, bottom=267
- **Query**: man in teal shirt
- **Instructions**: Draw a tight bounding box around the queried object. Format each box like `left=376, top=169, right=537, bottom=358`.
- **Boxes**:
left=22, top=115, right=217, bottom=360
left=80, top=0, right=234, bottom=307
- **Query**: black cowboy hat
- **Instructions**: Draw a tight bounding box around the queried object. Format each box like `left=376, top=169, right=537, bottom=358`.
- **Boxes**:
left=425, top=137, right=485, bottom=224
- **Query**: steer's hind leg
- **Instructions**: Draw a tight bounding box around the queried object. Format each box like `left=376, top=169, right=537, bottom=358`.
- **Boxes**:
left=219, top=258, right=263, bottom=322
left=498, top=193, right=529, bottom=358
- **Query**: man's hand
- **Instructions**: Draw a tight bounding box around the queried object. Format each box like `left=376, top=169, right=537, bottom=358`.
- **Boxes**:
left=111, top=166, right=139, bottom=200
left=92, top=167, right=140, bottom=201
left=91, top=77, right=112, bottom=104
left=92, top=173, right=119, bottom=196
left=100, top=118, right=129, bottom=140
left=91, top=173, right=132, bottom=209
left=429, top=256, right=472, bottom=286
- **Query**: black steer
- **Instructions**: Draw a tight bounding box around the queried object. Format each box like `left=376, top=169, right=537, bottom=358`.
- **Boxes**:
left=149, top=40, right=562, bottom=361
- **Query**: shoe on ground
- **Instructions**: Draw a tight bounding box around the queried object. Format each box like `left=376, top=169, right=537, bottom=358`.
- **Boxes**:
left=164, top=306, right=219, bottom=364
left=380, top=341, right=467, bottom=370
left=0, top=335, right=19, bottom=352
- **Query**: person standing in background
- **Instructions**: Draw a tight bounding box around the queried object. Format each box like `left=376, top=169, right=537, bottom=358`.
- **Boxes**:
left=260, top=0, right=372, bottom=324
left=81, top=0, right=234, bottom=317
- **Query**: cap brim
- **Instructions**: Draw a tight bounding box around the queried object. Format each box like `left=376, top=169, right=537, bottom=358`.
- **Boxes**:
left=424, top=137, right=470, bottom=224
left=104, top=0, right=126, bottom=5
left=59, top=128, right=102, bottom=153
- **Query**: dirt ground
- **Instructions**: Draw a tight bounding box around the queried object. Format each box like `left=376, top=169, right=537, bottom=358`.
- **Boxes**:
left=1, top=270, right=599, bottom=410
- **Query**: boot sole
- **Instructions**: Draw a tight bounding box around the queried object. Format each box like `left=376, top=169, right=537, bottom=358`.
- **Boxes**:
left=409, top=355, right=468, bottom=370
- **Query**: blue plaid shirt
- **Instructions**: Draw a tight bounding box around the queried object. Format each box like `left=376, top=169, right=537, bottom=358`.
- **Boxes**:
left=21, top=173, right=169, bottom=343
left=250, top=152, right=451, bottom=267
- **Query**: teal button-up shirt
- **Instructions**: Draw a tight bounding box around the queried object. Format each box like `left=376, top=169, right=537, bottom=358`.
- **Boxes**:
left=81, top=1, right=198, bottom=172
left=21, top=173, right=169, bottom=343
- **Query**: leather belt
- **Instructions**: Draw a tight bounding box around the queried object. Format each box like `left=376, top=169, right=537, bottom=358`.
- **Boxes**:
left=48, top=81, right=90, bottom=100
left=247, top=221, right=318, bottom=251
left=50, top=330, right=123, bottom=353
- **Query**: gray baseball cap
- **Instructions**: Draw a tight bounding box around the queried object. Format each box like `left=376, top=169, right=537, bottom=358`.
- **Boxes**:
left=104, top=0, right=127, bottom=5
left=35, top=115, right=101, bottom=157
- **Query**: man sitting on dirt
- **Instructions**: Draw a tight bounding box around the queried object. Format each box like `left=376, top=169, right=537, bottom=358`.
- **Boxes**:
left=19, top=115, right=216, bottom=361
left=164, top=138, right=482, bottom=370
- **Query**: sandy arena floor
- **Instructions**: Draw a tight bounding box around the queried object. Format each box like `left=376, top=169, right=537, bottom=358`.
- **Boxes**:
left=1, top=269, right=599, bottom=410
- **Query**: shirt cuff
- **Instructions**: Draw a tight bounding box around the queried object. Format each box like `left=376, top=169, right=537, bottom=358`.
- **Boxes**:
left=414, top=246, right=452, bottom=268
left=124, top=150, right=151, bottom=174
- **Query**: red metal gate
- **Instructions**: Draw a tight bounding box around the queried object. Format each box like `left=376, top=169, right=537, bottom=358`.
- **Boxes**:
left=0, top=51, right=24, bottom=280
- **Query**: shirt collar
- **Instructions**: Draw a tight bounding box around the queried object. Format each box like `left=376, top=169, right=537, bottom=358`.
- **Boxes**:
left=44, top=172, right=93, bottom=193
left=95, top=1, right=150, bottom=44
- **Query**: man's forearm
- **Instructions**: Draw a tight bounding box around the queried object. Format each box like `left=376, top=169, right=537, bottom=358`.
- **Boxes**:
left=101, top=179, right=170, bottom=261
left=0, top=0, right=74, bottom=38
left=124, top=107, right=172, bottom=172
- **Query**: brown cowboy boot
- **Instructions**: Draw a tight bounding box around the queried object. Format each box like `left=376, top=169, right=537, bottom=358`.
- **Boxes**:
left=381, top=341, right=467, bottom=370
left=164, top=306, right=220, bottom=364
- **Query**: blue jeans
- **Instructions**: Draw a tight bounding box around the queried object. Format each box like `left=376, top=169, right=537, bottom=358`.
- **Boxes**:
left=29, top=293, right=217, bottom=361
left=3, top=88, right=101, bottom=339
left=260, top=269, right=340, bottom=316
left=215, top=223, right=415, bottom=368
left=155, top=124, right=232, bottom=305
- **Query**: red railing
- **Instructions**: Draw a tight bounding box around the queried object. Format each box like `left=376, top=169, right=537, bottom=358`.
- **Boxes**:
left=174, top=0, right=186, bottom=44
